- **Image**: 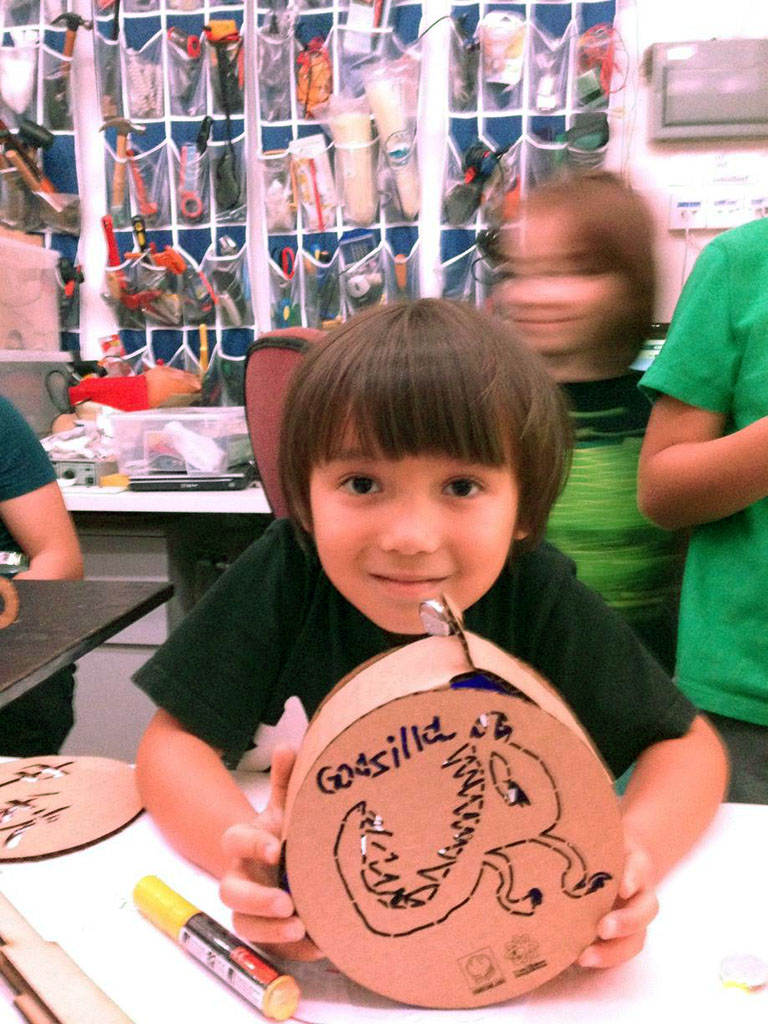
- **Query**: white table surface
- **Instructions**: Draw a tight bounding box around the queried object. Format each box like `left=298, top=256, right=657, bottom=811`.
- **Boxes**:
left=1, top=774, right=766, bottom=1024
left=61, top=483, right=271, bottom=515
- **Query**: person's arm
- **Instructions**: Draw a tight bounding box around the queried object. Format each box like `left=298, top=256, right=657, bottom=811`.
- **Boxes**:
left=135, top=708, right=262, bottom=877
left=136, top=717, right=322, bottom=960
left=578, top=714, right=727, bottom=968
left=638, top=395, right=768, bottom=530
left=1, top=481, right=83, bottom=580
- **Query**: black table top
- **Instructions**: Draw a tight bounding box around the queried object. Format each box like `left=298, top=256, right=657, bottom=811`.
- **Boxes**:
left=0, top=579, right=173, bottom=708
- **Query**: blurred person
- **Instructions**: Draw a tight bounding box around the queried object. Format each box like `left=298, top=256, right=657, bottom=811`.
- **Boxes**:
left=492, top=172, right=684, bottom=674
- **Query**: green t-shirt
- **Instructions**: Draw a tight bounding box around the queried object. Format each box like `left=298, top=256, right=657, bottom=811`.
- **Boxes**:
left=547, top=374, right=683, bottom=673
left=641, top=218, right=768, bottom=725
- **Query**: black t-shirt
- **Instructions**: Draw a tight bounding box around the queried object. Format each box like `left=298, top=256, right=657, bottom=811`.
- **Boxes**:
left=133, top=518, right=697, bottom=776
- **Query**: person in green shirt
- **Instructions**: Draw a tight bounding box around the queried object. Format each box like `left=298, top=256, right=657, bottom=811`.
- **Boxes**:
left=639, top=217, right=768, bottom=803
left=493, top=172, right=684, bottom=673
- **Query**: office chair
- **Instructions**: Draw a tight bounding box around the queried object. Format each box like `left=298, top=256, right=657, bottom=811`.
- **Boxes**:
left=243, top=328, right=322, bottom=517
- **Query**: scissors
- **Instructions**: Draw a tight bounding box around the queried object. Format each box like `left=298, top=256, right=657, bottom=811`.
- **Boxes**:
left=271, top=246, right=296, bottom=279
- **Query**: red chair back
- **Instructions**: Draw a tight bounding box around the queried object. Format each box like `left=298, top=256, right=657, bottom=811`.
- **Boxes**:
left=244, top=328, right=322, bottom=517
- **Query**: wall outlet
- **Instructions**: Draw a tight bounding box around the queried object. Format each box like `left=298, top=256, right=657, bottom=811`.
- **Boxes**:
left=707, top=188, right=749, bottom=229
left=668, top=191, right=707, bottom=230
left=748, top=194, right=768, bottom=219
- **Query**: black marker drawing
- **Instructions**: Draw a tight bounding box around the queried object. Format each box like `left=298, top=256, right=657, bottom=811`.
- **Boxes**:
left=334, top=710, right=612, bottom=937
left=0, top=760, right=74, bottom=850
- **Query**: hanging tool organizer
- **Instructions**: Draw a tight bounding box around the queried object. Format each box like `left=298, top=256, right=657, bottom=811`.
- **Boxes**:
left=92, top=0, right=253, bottom=406
left=250, top=0, right=424, bottom=331
left=0, top=0, right=88, bottom=354
left=439, top=0, right=619, bottom=305
left=19, top=0, right=622, bottom=377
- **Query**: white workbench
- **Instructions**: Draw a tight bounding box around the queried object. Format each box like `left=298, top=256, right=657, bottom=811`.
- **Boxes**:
left=61, top=482, right=271, bottom=515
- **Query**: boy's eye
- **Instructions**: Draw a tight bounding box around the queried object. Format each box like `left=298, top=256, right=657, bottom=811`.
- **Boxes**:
left=341, top=475, right=379, bottom=495
left=445, top=478, right=480, bottom=498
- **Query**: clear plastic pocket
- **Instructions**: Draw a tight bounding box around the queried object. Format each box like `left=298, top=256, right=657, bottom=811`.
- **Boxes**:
left=167, top=27, right=206, bottom=118
left=449, top=18, right=479, bottom=113
left=42, top=42, right=73, bottom=131
left=4, top=0, right=40, bottom=27
left=126, top=140, right=172, bottom=227
left=335, top=137, right=378, bottom=228
left=210, top=132, right=247, bottom=223
left=173, top=142, right=210, bottom=225
left=525, top=135, right=566, bottom=191
left=94, top=31, right=124, bottom=121
left=301, top=247, right=340, bottom=330
left=0, top=167, right=40, bottom=233
left=0, top=35, right=39, bottom=124
left=269, top=251, right=302, bottom=330
left=124, top=31, right=164, bottom=121
left=384, top=241, right=419, bottom=302
left=208, top=32, right=244, bottom=117
left=259, top=149, right=296, bottom=233
left=103, top=139, right=131, bottom=229
left=202, top=243, right=253, bottom=329
left=440, top=244, right=476, bottom=303
left=289, top=134, right=337, bottom=233
left=339, top=240, right=385, bottom=317
left=257, top=16, right=293, bottom=123
left=529, top=22, right=573, bottom=114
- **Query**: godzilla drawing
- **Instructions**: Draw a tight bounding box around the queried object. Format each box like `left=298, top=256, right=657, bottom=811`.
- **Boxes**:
left=333, top=709, right=613, bottom=937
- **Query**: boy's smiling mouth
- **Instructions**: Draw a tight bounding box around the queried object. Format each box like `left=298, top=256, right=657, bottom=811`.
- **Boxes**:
left=369, top=573, right=451, bottom=591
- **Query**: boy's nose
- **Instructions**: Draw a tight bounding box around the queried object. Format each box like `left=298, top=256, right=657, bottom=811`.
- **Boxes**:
left=378, top=499, right=441, bottom=555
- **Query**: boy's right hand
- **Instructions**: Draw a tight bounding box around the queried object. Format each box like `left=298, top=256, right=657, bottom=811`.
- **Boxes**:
left=219, top=745, right=324, bottom=961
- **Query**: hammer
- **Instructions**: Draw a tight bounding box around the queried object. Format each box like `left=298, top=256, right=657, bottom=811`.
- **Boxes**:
left=51, top=12, right=93, bottom=63
left=17, top=118, right=54, bottom=160
left=0, top=117, right=57, bottom=196
left=100, top=116, right=146, bottom=215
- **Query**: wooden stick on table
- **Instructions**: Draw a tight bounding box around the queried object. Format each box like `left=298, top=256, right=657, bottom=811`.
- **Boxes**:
left=0, top=893, right=133, bottom=1024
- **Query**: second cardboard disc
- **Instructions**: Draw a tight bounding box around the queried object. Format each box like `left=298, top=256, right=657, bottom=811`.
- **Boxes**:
left=0, top=756, right=143, bottom=860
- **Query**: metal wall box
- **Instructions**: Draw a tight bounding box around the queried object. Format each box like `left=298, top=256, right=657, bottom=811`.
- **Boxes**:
left=649, top=39, right=768, bottom=141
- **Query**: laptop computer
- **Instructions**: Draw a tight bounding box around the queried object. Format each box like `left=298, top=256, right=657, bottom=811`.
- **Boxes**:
left=128, top=462, right=257, bottom=492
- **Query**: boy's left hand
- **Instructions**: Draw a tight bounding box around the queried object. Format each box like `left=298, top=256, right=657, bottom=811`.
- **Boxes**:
left=577, top=840, right=658, bottom=969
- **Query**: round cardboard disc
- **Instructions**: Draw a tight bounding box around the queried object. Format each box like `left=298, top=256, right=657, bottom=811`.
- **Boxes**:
left=0, top=756, right=143, bottom=860
left=285, top=681, right=624, bottom=1009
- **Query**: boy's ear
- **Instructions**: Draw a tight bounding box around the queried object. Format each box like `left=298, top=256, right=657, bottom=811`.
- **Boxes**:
left=513, top=517, right=530, bottom=542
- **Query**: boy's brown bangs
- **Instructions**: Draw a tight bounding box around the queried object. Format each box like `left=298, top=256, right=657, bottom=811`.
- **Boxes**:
left=309, top=328, right=510, bottom=467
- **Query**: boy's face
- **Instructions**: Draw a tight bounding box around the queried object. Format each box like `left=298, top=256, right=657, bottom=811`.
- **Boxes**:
left=492, top=211, right=632, bottom=378
left=308, top=452, right=527, bottom=635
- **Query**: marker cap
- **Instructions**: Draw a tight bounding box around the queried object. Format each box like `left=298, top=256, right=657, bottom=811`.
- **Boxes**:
left=263, top=975, right=302, bottom=1021
left=133, top=875, right=198, bottom=941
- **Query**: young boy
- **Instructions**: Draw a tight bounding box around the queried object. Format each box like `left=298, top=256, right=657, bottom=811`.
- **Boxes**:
left=491, top=172, right=684, bottom=673
left=134, top=299, right=726, bottom=971
left=638, top=217, right=768, bottom=803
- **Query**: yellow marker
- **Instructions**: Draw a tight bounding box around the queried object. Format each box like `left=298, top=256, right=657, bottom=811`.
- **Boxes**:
left=199, top=323, right=209, bottom=375
left=133, top=876, right=300, bottom=1021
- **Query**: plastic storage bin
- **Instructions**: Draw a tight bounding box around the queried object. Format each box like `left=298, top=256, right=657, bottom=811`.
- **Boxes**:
left=112, top=406, right=252, bottom=477
left=0, top=238, right=60, bottom=351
